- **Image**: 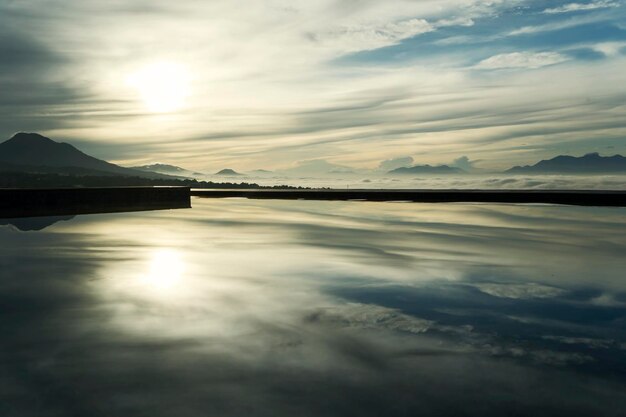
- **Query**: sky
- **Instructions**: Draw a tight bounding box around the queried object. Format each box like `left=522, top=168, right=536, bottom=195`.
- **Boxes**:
left=1, top=0, right=625, bottom=172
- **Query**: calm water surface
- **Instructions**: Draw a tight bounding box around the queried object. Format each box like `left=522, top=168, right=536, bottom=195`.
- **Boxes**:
left=1, top=198, right=626, bottom=416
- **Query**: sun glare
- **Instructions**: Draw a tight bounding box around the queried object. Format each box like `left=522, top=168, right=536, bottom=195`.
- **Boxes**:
left=143, top=249, right=185, bottom=291
left=126, top=62, right=191, bottom=113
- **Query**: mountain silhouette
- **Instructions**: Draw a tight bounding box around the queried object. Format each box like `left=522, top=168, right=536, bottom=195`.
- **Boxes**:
left=215, top=168, right=242, bottom=176
left=507, top=153, right=626, bottom=174
left=132, top=163, right=187, bottom=173
left=0, top=133, right=301, bottom=189
left=388, top=165, right=464, bottom=175
left=0, top=215, right=75, bottom=231
left=0, top=133, right=171, bottom=179
left=130, top=163, right=203, bottom=178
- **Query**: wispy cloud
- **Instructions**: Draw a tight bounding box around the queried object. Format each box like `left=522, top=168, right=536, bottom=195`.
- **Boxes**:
left=507, top=13, right=606, bottom=36
left=473, top=283, right=566, bottom=299
left=378, top=156, right=414, bottom=171
left=543, top=1, right=620, bottom=14
left=0, top=0, right=625, bottom=171
left=313, top=18, right=435, bottom=53
left=475, top=52, right=569, bottom=69
left=591, top=41, right=626, bottom=56
left=450, top=156, right=477, bottom=172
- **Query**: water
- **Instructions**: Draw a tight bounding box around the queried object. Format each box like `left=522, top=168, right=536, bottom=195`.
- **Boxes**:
left=1, top=198, right=625, bottom=416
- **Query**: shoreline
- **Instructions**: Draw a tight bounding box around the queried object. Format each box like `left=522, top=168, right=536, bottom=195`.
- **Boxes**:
left=1, top=187, right=625, bottom=219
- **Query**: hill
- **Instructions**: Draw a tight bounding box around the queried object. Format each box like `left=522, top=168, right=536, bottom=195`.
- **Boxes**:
left=0, top=133, right=305, bottom=189
left=215, top=168, right=243, bottom=176
left=0, top=133, right=171, bottom=179
left=507, top=153, right=626, bottom=174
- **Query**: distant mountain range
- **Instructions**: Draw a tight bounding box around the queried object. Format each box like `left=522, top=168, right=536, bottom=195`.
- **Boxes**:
left=0, top=133, right=173, bottom=179
left=388, top=165, right=464, bottom=175
left=507, top=153, right=626, bottom=174
left=389, top=153, right=626, bottom=175
left=2, top=132, right=625, bottom=188
left=133, top=166, right=246, bottom=177
left=0, top=133, right=306, bottom=189
left=130, top=163, right=202, bottom=178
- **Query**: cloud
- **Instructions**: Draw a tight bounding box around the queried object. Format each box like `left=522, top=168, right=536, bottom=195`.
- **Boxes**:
left=378, top=156, right=414, bottom=171
left=450, top=156, right=475, bottom=171
left=3, top=195, right=626, bottom=415
left=542, top=335, right=614, bottom=349
left=436, top=16, right=475, bottom=27
left=314, top=18, right=434, bottom=53
left=0, top=27, right=86, bottom=138
left=543, top=1, right=620, bottom=14
left=381, top=175, right=626, bottom=190
left=282, top=158, right=354, bottom=176
left=507, top=12, right=605, bottom=36
left=474, top=52, right=569, bottom=69
left=1, top=0, right=626, bottom=171
left=591, top=41, right=626, bottom=56
left=307, top=303, right=434, bottom=334
left=473, top=283, right=566, bottom=299
left=315, top=13, right=485, bottom=54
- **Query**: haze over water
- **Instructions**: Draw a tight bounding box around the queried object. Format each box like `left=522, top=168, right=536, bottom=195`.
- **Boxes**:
left=207, top=173, right=626, bottom=190
left=1, top=198, right=625, bottom=416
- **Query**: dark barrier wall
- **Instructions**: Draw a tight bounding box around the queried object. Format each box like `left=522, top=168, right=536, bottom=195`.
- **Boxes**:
left=192, top=189, right=626, bottom=207
left=0, top=187, right=191, bottom=218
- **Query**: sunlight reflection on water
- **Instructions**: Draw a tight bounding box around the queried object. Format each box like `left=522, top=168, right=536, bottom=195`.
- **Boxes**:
left=143, top=249, right=185, bottom=291
left=1, top=198, right=625, bottom=416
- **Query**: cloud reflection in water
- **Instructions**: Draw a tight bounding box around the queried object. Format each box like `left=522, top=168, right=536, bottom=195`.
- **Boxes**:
left=0, top=198, right=625, bottom=416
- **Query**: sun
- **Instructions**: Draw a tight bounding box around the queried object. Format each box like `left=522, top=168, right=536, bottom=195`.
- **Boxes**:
left=126, top=62, right=191, bottom=113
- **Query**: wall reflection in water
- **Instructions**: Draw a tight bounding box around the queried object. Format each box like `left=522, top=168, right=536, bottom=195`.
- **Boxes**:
left=1, top=198, right=625, bottom=416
